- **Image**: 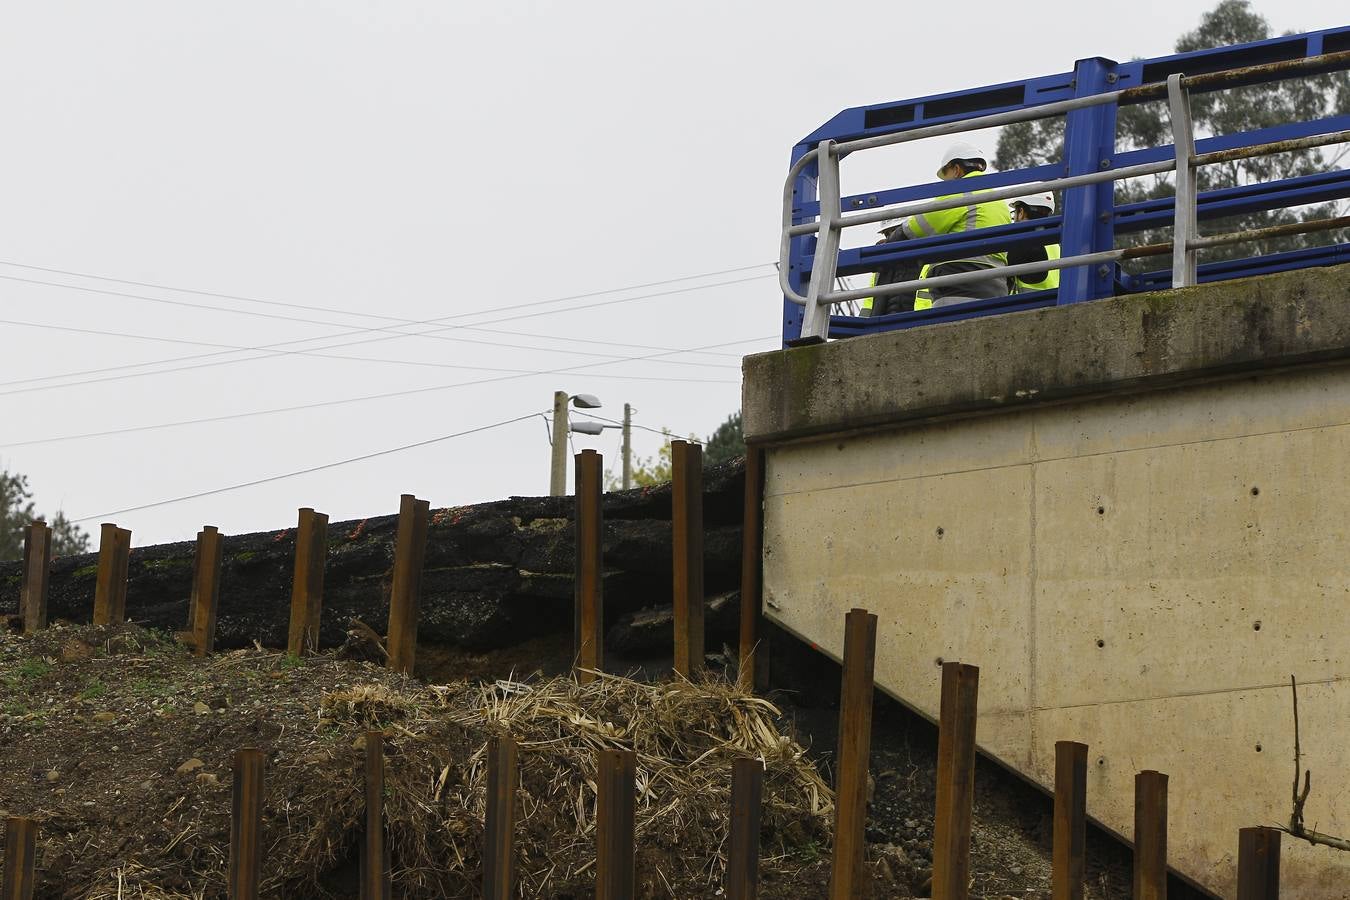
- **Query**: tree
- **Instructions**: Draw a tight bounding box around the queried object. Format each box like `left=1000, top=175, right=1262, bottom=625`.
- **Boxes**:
left=703, top=412, right=746, bottom=467
left=1, top=468, right=90, bottom=561
left=605, top=411, right=745, bottom=489
left=607, top=429, right=685, bottom=490
left=994, top=1, right=1348, bottom=263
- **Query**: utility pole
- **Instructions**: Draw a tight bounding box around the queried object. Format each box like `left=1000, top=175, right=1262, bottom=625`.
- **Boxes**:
left=622, top=403, right=633, bottom=490
left=550, top=390, right=569, bottom=496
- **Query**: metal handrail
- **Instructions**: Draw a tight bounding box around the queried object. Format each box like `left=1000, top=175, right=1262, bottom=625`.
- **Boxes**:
left=782, top=48, right=1350, bottom=340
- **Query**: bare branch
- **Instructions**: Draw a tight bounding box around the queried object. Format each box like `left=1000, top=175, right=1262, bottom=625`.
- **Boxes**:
left=1280, top=824, right=1350, bottom=853
left=1285, top=674, right=1350, bottom=853
left=1291, top=674, right=1305, bottom=832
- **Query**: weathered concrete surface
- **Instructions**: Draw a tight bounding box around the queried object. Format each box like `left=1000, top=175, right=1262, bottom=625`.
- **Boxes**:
left=747, top=265, right=1350, bottom=899
left=745, top=264, right=1350, bottom=444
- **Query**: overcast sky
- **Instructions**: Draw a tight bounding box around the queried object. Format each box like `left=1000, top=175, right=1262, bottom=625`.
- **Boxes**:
left=1, top=0, right=1344, bottom=548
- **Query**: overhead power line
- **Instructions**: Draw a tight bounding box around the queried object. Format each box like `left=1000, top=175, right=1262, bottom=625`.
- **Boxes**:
left=0, top=272, right=773, bottom=395
left=0, top=317, right=738, bottom=398
left=460, top=325, right=744, bottom=359
left=0, top=258, right=772, bottom=381
left=70, top=411, right=547, bottom=523
left=0, top=334, right=775, bottom=449
left=0, top=257, right=773, bottom=326
left=584, top=412, right=704, bottom=443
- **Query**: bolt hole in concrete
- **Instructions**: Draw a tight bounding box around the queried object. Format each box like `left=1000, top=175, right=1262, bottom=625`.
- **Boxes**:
left=1097, top=757, right=1106, bottom=767
left=1256, top=744, right=1263, bottom=752
left=1253, top=621, right=1262, bottom=631
left=936, top=526, right=945, bottom=537
left=1096, top=506, right=1105, bottom=515
left=935, top=657, right=945, bottom=666
left=1251, top=486, right=1260, bottom=496
left=1096, top=639, right=1105, bottom=649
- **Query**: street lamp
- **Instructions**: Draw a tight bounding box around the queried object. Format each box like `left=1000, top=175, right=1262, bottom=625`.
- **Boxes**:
left=550, top=391, right=603, bottom=496
left=570, top=403, right=634, bottom=490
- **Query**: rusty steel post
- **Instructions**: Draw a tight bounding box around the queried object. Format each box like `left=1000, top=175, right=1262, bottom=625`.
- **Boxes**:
left=1053, top=741, right=1088, bottom=900
left=91, top=523, right=132, bottom=626
left=933, top=662, right=980, bottom=900
left=1, top=817, right=37, bottom=900
left=573, top=450, right=604, bottom=683
left=828, top=608, right=877, bottom=900
left=1236, top=827, right=1280, bottom=900
left=190, top=526, right=224, bottom=657
left=286, top=508, right=329, bottom=656
left=727, top=756, right=764, bottom=900
left=482, top=734, right=519, bottom=900
left=1133, top=770, right=1168, bottom=900
left=360, top=732, right=390, bottom=900
left=19, top=521, right=51, bottom=633
left=229, top=748, right=265, bottom=900
left=738, top=445, right=766, bottom=692
left=385, top=494, right=430, bottom=674
left=595, top=748, right=636, bottom=900
left=671, top=440, right=704, bottom=678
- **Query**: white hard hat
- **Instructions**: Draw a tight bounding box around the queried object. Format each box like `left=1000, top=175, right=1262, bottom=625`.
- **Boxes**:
left=1009, top=191, right=1055, bottom=213
left=877, top=218, right=901, bottom=235
left=935, top=141, right=988, bottom=177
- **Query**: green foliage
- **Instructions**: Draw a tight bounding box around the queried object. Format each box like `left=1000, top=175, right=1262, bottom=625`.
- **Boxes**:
left=604, top=412, right=745, bottom=488
left=620, top=430, right=686, bottom=489
left=607, top=411, right=747, bottom=489
left=128, top=676, right=171, bottom=696
left=0, top=467, right=90, bottom=561
left=17, top=658, right=52, bottom=680
left=79, top=678, right=108, bottom=700
left=703, top=412, right=746, bottom=468
left=993, top=1, right=1349, bottom=263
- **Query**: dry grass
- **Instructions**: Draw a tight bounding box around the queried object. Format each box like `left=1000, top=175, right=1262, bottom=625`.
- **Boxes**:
left=4, top=625, right=831, bottom=899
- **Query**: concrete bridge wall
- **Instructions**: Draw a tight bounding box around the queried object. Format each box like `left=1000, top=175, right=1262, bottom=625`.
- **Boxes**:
left=743, top=265, right=1350, bottom=899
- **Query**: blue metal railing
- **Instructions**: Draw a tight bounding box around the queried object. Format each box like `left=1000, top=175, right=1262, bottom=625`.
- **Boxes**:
left=781, top=26, right=1350, bottom=346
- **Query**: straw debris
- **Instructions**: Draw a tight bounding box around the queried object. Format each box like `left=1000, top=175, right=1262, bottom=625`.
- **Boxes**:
left=1, top=623, right=833, bottom=899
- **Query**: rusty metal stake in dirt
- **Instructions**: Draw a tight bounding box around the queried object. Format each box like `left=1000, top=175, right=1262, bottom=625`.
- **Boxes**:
left=671, top=440, right=704, bottom=678
left=19, top=521, right=51, bottom=633
left=1133, top=770, right=1168, bottom=900
left=190, top=526, right=224, bottom=657
left=828, top=607, right=877, bottom=900
left=573, top=450, right=604, bottom=683
left=287, top=508, right=329, bottom=656
left=738, top=444, right=767, bottom=692
left=91, top=523, right=132, bottom=626
left=483, top=733, right=519, bottom=900
left=727, top=756, right=764, bottom=900
left=2, top=817, right=37, bottom=900
left=1236, top=826, right=1280, bottom=900
left=229, top=748, right=265, bottom=900
left=595, top=748, right=636, bottom=900
left=360, top=731, right=390, bottom=900
left=1053, top=741, right=1088, bottom=900
left=386, top=494, right=430, bottom=675
left=933, top=661, right=980, bottom=900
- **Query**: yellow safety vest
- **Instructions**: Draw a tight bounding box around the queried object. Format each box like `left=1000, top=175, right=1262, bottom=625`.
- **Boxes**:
left=868, top=172, right=1012, bottom=312
left=1013, top=244, right=1061, bottom=293
left=906, top=171, right=1009, bottom=311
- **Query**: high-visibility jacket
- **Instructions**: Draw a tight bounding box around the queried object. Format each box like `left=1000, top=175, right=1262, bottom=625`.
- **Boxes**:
left=1012, top=244, right=1060, bottom=293
left=900, top=171, right=1011, bottom=265
left=913, top=265, right=933, bottom=310
left=903, top=171, right=1010, bottom=309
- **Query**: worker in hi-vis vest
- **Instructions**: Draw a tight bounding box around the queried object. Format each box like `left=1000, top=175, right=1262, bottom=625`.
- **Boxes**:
left=907, top=142, right=1011, bottom=309
left=862, top=142, right=1010, bottom=313
left=1006, top=191, right=1060, bottom=293
left=860, top=219, right=920, bottom=317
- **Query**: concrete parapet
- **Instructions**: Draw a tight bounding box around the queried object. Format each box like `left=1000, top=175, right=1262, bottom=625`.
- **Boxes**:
left=745, top=265, right=1350, bottom=444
